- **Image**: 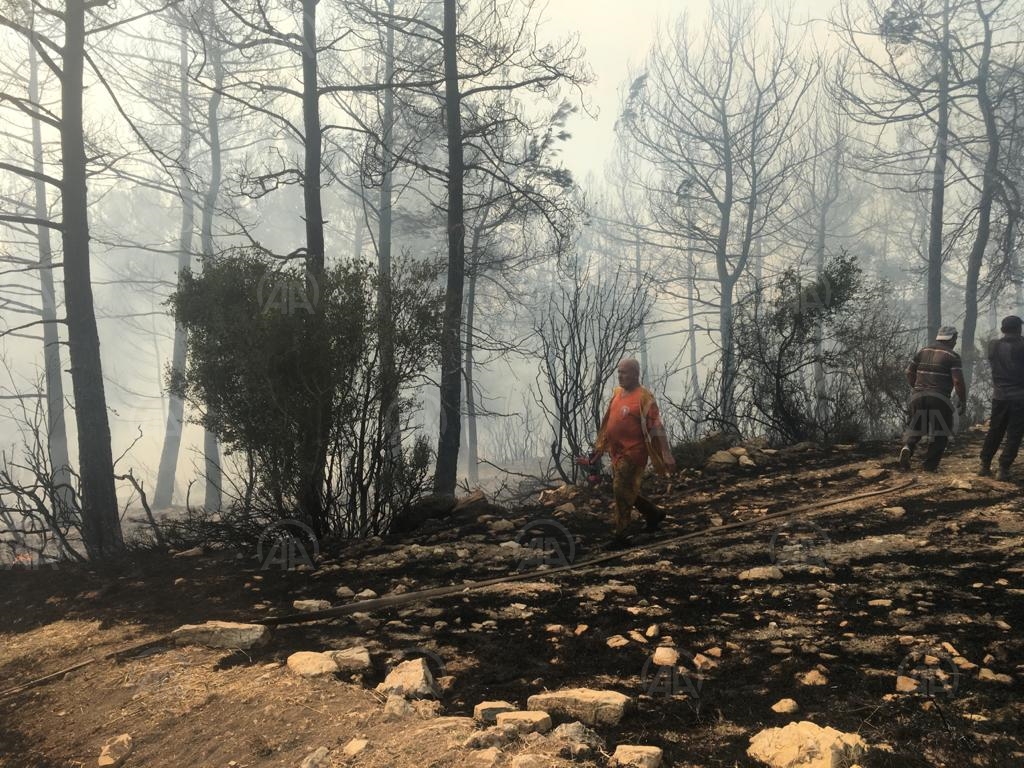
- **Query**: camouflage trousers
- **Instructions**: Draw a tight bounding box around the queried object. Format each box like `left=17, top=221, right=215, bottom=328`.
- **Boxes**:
left=611, top=456, right=657, bottom=534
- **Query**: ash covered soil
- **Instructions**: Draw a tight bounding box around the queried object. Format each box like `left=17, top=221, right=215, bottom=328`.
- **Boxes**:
left=1, top=434, right=1022, bottom=768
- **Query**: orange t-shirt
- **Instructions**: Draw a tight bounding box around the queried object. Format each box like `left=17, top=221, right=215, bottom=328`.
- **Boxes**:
left=604, top=387, right=661, bottom=467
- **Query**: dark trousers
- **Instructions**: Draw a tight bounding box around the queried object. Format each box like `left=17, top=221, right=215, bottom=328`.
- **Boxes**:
left=980, top=399, right=1024, bottom=469
left=903, top=393, right=955, bottom=470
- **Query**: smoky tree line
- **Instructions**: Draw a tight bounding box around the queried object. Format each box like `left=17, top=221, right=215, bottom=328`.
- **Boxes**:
left=0, top=0, right=586, bottom=559
left=6, top=0, right=1024, bottom=560
left=613, top=0, right=1024, bottom=441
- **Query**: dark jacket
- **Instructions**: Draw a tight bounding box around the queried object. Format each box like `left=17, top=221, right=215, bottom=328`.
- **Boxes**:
left=988, top=334, right=1024, bottom=401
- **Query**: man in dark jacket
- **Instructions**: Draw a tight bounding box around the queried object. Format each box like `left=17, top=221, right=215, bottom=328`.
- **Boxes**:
left=899, top=326, right=967, bottom=472
left=979, top=315, right=1024, bottom=480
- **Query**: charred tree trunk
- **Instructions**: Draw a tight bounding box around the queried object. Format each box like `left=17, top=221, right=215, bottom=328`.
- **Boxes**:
left=716, top=139, right=737, bottom=431
left=200, top=15, right=224, bottom=511
left=926, top=0, right=951, bottom=340
left=434, top=0, right=466, bottom=495
left=687, top=235, right=702, bottom=433
left=376, top=0, right=401, bottom=497
left=298, top=0, right=331, bottom=531
left=28, top=38, right=73, bottom=510
left=463, top=243, right=479, bottom=485
left=62, top=0, right=123, bottom=557
left=962, top=0, right=998, bottom=392
left=154, top=28, right=195, bottom=509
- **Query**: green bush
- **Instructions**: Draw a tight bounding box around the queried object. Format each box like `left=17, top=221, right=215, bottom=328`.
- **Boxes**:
left=169, top=250, right=443, bottom=536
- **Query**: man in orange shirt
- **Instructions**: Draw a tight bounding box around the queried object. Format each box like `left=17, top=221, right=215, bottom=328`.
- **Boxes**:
left=582, top=358, right=676, bottom=548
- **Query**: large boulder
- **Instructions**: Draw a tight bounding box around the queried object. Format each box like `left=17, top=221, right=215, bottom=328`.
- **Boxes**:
left=171, top=621, right=269, bottom=650
left=747, top=721, right=868, bottom=768
left=527, top=688, right=632, bottom=726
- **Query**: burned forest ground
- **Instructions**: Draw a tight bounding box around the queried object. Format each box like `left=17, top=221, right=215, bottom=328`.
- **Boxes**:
left=1, top=432, right=1022, bottom=768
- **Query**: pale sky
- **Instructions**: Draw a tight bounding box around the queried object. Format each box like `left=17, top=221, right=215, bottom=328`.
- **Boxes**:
left=542, top=0, right=838, bottom=183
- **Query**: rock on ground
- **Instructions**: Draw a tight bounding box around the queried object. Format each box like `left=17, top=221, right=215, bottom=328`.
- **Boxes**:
left=527, top=688, right=632, bottom=726
left=652, top=646, right=679, bottom=666
left=170, top=621, right=269, bottom=650
left=299, top=746, right=330, bottom=768
left=376, top=658, right=439, bottom=698
left=611, top=745, right=664, bottom=767
left=464, top=747, right=502, bottom=768
left=384, top=694, right=415, bottom=719
left=978, top=668, right=1013, bottom=684
left=772, top=699, right=800, bottom=715
left=330, top=646, right=372, bottom=672
left=550, top=721, right=605, bottom=760
left=798, top=670, right=828, bottom=686
left=293, top=599, right=331, bottom=612
left=287, top=651, right=339, bottom=678
left=707, top=450, right=739, bottom=469
left=895, top=675, right=920, bottom=693
left=747, top=720, right=867, bottom=768
left=739, top=566, right=784, bottom=582
left=858, top=467, right=887, bottom=480
left=98, top=734, right=133, bottom=767
left=551, top=721, right=605, bottom=748
left=495, top=710, right=552, bottom=734
left=473, top=700, right=518, bottom=723
left=343, top=739, right=369, bottom=757
left=510, top=756, right=558, bottom=768
left=463, top=724, right=520, bottom=749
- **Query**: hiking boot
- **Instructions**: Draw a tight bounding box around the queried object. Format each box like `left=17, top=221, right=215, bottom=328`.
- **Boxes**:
left=898, top=446, right=912, bottom=471
left=644, top=508, right=667, bottom=532
left=997, top=466, right=1011, bottom=481
left=978, top=461, right=992, bottom=477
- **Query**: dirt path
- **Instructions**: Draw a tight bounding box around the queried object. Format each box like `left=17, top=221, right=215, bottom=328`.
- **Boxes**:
left=1, top=436, right=1021, bottom=767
